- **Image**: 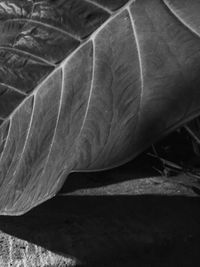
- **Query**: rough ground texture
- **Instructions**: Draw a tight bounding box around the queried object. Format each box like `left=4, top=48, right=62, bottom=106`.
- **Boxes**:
left=0, top=152, right=199, bottom=267
left=0, top=233, right=75, bottom=266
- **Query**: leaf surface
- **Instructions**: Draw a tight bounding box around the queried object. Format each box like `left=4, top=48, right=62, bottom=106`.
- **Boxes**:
left=0, top=0, right=200, bottom=215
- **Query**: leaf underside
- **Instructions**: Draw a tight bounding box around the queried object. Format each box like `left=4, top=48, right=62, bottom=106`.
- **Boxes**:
left=0, top=0, right=200, bottom=215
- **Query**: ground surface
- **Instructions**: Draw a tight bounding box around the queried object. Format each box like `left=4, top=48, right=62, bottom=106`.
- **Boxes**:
left=0, top=151, right=199, bottom=267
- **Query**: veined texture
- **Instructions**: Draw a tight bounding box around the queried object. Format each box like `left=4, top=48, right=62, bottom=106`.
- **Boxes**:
left=0, top=0, right=200, bottom=214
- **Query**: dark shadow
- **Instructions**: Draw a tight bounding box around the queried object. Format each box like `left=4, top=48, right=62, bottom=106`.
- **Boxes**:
left=0, top=130, right=199, bottom=266
left=59, top=129, right=196, bottom=194
left=0, top=194, right=200, bottom=266
left=60, top=152, right=160, bottom=194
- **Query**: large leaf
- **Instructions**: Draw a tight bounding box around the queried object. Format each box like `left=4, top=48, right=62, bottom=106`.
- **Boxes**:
left=0, top=0, right=200, bottom=215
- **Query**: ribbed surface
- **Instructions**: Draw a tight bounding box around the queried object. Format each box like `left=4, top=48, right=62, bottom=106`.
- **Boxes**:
left=0, top=0, right=200, bottom=215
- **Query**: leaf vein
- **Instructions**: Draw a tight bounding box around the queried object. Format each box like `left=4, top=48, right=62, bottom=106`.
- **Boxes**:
left=12, top=95, right=35, bottom=178
left=0, top=46, right=55, bottom=67
left=127, top=6, right=144, bottom=123
left=162, top=0, right=200, bottom=39
left=78, top=39, right=95, bottom=137
left=0, top=82, right=27, bottom=96
left=38, top=68, right=64, bottom=180
left=0, top=120, right=10, bottom=164
left=4, top=18, right=82, bottom=42
left=84, top=0, right=113, bottom=14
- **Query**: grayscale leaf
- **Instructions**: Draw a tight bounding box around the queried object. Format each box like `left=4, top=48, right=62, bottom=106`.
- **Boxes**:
left=0, top=0, right=200, bottom=215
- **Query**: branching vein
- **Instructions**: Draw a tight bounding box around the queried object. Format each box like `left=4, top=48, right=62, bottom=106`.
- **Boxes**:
left=4, top=18, right=82, bottom=42
left=0, top=46, right=55, bottom=67
left=0, top=82, right=27, bottom=96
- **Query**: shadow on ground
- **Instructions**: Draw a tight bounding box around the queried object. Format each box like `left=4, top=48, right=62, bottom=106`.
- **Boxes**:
left=59, top=152, right=159, bottom=194
left=0, top=134, right=200, bottom=266
left=0, top=193, right=199, bottom=266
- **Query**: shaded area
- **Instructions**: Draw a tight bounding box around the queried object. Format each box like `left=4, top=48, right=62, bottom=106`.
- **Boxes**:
left=0, top=128, right=200, bottom=266
left=60, top=152, right=159, bottom=194
left=0, top=193, right=199, bottom=266
left=60, top=127, right=200, bottom=195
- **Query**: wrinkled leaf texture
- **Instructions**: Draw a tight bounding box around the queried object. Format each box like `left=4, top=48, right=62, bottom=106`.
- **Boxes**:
left=0, top=0, right=200, bottom=215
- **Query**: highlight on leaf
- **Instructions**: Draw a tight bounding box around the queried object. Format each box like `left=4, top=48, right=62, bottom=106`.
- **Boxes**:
left=0, top=0, right=200, bottom=215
